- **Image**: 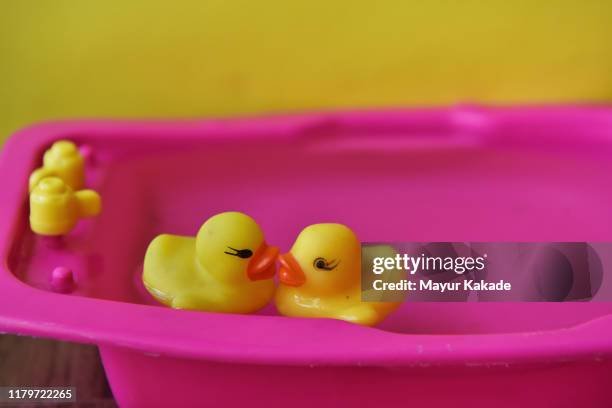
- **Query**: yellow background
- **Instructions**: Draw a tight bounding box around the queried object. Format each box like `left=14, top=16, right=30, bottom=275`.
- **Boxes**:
left=1, top=0, right=611, bottom=141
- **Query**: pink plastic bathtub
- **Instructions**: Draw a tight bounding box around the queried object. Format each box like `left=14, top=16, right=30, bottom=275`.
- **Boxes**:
left=0, top=107, right=611, bottom=407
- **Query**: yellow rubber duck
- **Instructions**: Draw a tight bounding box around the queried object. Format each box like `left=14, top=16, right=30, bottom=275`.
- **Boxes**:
left=143, top=212, right=278, bottom=313
left=29, top=140, right=85, bottom=192
left=275, top=223, right=401, bottom=326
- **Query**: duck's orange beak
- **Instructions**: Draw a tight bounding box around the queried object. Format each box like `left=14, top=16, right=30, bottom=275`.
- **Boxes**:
left=247, top=242, right=279, bottom=281
left=278, top=252, right=306, bottom=286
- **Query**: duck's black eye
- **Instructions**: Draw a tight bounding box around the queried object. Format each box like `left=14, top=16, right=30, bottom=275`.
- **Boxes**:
left=224, top=247, right=253, bottom=259
left=313, top=257, right=338, bottom=271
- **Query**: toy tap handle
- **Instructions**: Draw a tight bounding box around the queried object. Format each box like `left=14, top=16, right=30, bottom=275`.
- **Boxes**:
left=74, top=190, right=102, bottom=218
left=29, top=167, right=55, bottom=192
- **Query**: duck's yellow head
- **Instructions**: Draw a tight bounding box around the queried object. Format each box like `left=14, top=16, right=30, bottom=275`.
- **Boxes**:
left=279, top=223, right=361, bottom=294
left=196, top=212, right=278, bottom=282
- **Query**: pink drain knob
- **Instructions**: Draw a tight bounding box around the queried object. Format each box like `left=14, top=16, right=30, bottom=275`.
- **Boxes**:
left=51, top=267, right=75, bottom=293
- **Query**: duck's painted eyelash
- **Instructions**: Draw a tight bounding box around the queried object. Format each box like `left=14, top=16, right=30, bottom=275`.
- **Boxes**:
left=224, top=247, right=253, bottom=259
left=313, top=257, right=339, bottom=271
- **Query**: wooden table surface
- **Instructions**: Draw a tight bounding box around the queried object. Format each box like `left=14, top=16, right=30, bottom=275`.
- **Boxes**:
left=0, top=335, right=117, bottom=407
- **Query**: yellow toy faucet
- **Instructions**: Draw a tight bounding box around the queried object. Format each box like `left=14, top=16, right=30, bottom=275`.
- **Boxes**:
left=142, top=212, right=278, bottom=313
left=29, top=176, right=102, bottom=236
left=29, top=140, right=85, bottom=192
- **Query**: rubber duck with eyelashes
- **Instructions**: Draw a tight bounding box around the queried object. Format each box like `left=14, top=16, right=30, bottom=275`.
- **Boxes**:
left=143, top=212, right=278, bottom=313
left=275, top=223, right=400, bottom=326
